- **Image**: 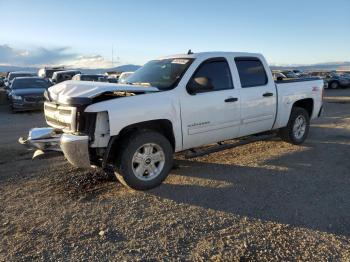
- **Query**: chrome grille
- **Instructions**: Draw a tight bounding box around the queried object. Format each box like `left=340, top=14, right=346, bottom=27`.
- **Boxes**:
left=44, top=102, right=77, bottom=132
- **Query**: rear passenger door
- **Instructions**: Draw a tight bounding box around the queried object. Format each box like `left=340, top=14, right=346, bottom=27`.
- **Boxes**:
left=235, top=57, right=276, bottom=136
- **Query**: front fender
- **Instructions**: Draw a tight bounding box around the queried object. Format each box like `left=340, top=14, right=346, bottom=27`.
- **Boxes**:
left=84, top=91, right=183, bottom=151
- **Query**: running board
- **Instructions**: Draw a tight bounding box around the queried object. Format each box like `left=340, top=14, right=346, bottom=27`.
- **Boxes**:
left=184, top=134, right=275, bottom=159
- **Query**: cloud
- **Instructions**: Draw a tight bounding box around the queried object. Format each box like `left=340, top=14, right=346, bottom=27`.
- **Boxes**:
left=65, top=55, right=113, bottom=69
left=0, top=44, right=76, bottom=65
left=0, top=44, right=113, bottom=68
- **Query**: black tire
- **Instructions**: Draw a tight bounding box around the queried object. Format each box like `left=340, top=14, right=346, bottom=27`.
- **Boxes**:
left=114, top=130, right=173, bottom=190
left=330, top=81, right=339, bottom=89
left=10, top=104, right=16, bottom=113
left=278, top=107, right=310, bottom=145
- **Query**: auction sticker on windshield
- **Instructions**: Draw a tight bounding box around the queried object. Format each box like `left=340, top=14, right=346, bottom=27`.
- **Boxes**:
left=171, top=59, right=189, bottom=64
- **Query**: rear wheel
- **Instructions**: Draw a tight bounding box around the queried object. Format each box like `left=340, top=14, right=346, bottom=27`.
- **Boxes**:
left=279, top=107, right=310, bottom=145
left=330, top=81, right=339, bottom=89
left=9, top=103, right=16, bottom=113
left=114, top=130, right=173, bottom=190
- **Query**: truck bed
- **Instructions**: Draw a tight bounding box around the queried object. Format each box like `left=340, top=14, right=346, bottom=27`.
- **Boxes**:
left=273, top=77, right=324, bottom=130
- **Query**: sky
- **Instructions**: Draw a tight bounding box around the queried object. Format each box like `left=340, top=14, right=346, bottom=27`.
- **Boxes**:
left=0, top=0, right=349, bottom=68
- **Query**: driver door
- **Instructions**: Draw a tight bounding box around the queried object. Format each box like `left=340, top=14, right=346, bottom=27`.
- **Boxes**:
left=180, top=58, right=241, bottom=150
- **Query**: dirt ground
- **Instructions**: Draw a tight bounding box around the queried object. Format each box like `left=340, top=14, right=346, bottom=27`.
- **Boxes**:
left=1, top=89, right=350, bottom=261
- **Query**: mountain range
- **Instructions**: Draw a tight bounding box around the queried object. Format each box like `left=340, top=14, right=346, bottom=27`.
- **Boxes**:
left=1, top=61, right=350, bottom=74
left=270, top=61, right=350, bottom=71
left=0, top=64, right=141, bottom=74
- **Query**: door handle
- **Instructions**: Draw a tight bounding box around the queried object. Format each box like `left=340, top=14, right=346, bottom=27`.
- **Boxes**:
left=263, top=92, right=273, bottom=97
left=224, top=97, right=238, bottom=102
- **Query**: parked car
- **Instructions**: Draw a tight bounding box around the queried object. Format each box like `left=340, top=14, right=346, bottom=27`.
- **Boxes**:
left=293, top=69, right=302, bottom=75
left=272, top=71, right=287, bottom=81
left=107, top=77, right=119, bottom=83
left=325, top=72, right=350, bottom=89
left=72, top=74, right=108, bottom=82
left=51, top=70, right=81, bottom=84
left=281, top=70, right=299, bottom=78
left=38, top=66, right=65, bottom=80
left=8, top=77, right=52, bottom=112
left=118, top=71, right=134, bottom=83
left=21, top=51, right=323, bottom=190
left=5, top=71, right=36, bottom=88
left=0, top=76, right=4, bottom=87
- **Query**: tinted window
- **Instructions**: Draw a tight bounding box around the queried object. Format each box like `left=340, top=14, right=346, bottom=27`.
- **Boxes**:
left=126, top=58, right=193, bottom=90
left=12, top=78, right=50, bottom=89
left=191, top=60, right=233, bottom=92
left=235, top=58, right=268, bottom=87
left=81, top=75, right=101, bottom=81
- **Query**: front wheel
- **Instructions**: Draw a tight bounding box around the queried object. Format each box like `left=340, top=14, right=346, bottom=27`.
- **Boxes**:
left=115, top=130, right=173, bottom=190
left=279, top=107, right=310, bottom=145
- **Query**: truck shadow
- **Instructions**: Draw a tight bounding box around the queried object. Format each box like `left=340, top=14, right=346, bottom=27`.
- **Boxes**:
left=149, top=126, right=350, bottom=237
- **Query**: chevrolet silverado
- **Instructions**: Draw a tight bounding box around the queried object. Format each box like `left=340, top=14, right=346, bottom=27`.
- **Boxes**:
left=20, top=52, right=324, bottom=190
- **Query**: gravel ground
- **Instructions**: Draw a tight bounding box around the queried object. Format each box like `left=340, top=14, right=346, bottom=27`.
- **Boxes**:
left=1, top=89, right=350, bottom=261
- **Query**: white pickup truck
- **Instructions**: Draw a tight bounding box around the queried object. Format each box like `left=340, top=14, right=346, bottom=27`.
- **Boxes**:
left=20, top=52, right=324, bottom=190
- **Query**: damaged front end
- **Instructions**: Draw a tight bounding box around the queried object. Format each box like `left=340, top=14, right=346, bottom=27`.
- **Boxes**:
left=19, top=80, right=160, bottom=169
left=19, top=127, right=91, bottom=168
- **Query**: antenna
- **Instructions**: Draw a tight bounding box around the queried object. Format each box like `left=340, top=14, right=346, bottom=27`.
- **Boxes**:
left=187, top=49, right=193, bottom=55
left=116, top=46, right=120, bottom=64
left=112, top=45, right=114, bottom=68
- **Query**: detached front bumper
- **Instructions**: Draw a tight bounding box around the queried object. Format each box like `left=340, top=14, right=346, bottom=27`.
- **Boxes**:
left=19, top=127, right=91, bottom=169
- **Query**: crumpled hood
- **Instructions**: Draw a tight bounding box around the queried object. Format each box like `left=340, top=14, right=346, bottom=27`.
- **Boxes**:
left=47, top=80, right=159, bottom=105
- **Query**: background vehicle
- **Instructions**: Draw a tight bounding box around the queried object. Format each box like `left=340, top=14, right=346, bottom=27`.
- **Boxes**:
left=51, top=70, right=81, bottom=84
left=281, top=70, right=299, bottom=78
left=325, top=72, right=350, bottom=89
left=72, top=74, right=108, bottom=82
left=272, top=71, right=287, bottom=81
left=8, top=77, right=52, bottom=112
left=107, top=77, right=119, bottom=83
left=5, top=71, right=36, bottom=88
left=272, top=70, right=300, bottom=80
left=21, top=51, right=323, bottom=190
left=118, top=71, right=134, bottom=83
left=293, top=69, right=302, bottom=76
left=0, top=76, right=4, bottom=87
left=38, top=66, right=65, bottom=80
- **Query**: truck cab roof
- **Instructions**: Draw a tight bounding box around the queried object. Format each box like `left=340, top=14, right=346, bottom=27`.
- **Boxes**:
left=159, top=51, right=263, bottom=60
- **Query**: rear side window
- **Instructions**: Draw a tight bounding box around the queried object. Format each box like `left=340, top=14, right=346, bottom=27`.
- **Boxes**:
left=191, top=59, right=233, bottom=92
left=235, top=58, right=268, bottom=87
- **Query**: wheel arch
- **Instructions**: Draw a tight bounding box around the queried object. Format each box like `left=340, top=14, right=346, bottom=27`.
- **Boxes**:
left=329, top=80, right=340, bottom=88
left=102, top=119, right=175, bottom=168
left=292, top=98, right=314, bottom=117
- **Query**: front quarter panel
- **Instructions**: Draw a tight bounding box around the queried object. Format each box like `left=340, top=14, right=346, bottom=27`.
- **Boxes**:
left=84, top=91, right=182, bottom=151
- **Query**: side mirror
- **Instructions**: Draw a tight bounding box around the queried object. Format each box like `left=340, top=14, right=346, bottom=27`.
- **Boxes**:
left=187, top=77, right=214, bottom=94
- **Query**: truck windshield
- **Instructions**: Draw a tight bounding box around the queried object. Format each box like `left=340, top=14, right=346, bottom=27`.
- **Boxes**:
left=126, top=58, right=194, bottom=90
